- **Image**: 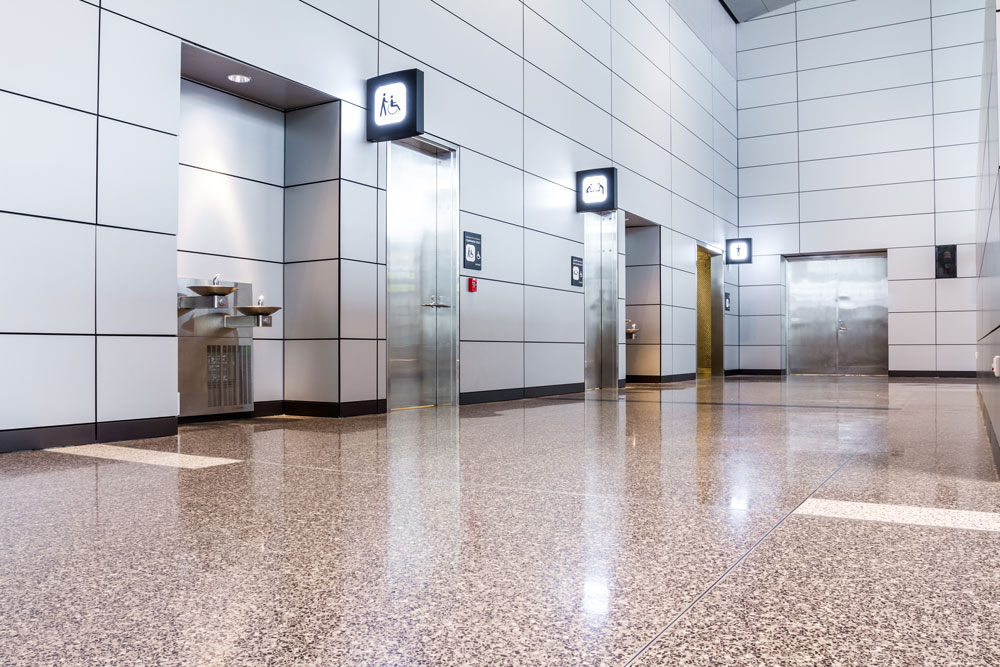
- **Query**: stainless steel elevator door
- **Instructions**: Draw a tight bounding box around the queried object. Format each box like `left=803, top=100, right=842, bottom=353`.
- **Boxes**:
left=386, top=140, right=459, bottom=410
left=787, top=255, right=888, bottom=375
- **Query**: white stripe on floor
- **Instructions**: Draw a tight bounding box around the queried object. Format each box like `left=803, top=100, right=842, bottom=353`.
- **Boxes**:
left=795, top=498, right=1000, bottom=533
left=45, top=444, right=240, bottom=469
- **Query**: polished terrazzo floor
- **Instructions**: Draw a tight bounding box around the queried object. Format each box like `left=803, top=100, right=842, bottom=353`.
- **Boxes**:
left=2, top=377, right=999, bottom=665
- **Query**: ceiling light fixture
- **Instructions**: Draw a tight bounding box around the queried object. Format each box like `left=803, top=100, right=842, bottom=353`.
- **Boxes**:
left=227, top=74, right=252, bottom=84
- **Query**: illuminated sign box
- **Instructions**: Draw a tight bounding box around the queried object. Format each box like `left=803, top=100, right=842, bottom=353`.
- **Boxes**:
left=366, top=69, right=424, bottom=142
left=725, top=238, right=753, bottom=265
left=576, top=167, right=617, bottom=212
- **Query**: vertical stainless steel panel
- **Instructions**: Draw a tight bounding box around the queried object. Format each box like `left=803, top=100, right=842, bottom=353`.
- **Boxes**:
left=584, top=211, right=619, bottom=389
left=386, top=140, right=458, bottom=410
left=836, top=256, right=888, bottom=375
left=788, top=258, right=839, bottom=374
left=787, top=255, right=888, bottom=375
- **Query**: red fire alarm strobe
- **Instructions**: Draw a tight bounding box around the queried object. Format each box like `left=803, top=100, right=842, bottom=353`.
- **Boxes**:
left=468, top=277, right=477, bottom=292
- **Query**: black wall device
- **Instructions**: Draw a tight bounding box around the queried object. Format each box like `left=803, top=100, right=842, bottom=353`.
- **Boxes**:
left=936, top=244, right=957, bottom=279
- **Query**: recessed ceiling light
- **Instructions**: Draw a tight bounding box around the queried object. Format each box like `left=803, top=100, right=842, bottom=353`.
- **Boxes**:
left=227, top=74, right=251, bottom=84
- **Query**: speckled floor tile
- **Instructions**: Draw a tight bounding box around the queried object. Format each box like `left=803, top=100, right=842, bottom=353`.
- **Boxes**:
left=1, top=377, right=997, bottom=665
left=630, top=515, right=1000, bottom=666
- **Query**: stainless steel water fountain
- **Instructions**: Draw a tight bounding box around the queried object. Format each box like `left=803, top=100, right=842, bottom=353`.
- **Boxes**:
left=176, top=276, right=281, bottom=417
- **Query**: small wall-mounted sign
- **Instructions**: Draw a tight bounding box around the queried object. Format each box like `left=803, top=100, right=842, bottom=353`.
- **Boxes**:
left=725, top=238, right=753, bottom=265
left=725, top=292, right=731, bottom=312
left=463, top=231, right=482, bottom=270
left=936, top=244, right=957, bottom=279
left=571, top=256, right=584, bottom=287
left=576, top=167, right=618, bottom=212
left=366, top=69, right=424, bottom=142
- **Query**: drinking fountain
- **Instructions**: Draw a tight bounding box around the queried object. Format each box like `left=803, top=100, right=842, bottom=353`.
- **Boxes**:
left=625, top=319, right=640, bottom=340
left=176, top=276, right=281, bottom=418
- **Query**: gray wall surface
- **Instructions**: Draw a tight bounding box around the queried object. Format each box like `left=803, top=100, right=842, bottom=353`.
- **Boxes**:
left=735, top=0, right=987, bottom=372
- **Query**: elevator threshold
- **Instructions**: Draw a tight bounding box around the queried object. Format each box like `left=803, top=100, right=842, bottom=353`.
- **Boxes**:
left=390, top=402, right=454, bottom=412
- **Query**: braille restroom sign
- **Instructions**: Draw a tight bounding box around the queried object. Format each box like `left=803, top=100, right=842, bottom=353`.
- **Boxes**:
left=464, top=231, right=482, bottom=271
left=366, top=69, right=424, bottom=142
left=576, top=167, right=618, bottom=212
left=571, top=256, right=583, bottom=287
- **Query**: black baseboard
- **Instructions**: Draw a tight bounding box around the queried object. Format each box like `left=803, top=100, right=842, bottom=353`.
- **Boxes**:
left=97, top=417, right=178, bottom=443
left=977, top=388, right=1000, bottom=477
left=889, top=370, right=977, bottom=379
left=0, top=423, right=96, bottom=454
left=626, top=373, right=697, bottom=383
left=339, top=399, right=388, bottom=417
left=0, top=416, right=178, bottom=454
left=524, top=382, right=585, bottom=398
left=460, top=387, right=524, bottom=404
left=732, top=369, right=786, bottom=376
left=283, top=400, right=387, bottom=418
left=618, top=378, right=626, bottom=388
left=253, top=400, right=286, bottom=418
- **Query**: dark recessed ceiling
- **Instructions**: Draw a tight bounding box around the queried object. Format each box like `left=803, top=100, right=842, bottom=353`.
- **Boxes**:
left=720, top=0, right=797, bottom=22
left=180, top=43, right=337, bottom=112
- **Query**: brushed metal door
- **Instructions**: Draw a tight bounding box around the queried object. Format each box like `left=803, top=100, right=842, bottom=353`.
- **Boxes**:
left=386, top=140, right=458, bottom=410
left=787, top=255, right=887, bottom=375
left=836, top=256, right=888, bottom=374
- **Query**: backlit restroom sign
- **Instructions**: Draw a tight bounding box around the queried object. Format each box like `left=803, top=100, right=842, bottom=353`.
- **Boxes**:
left=725, top=238, right=753, bottom=265
left=366, top=69, right=424, bottom=142
left=576, top=167, right=617, bottom=212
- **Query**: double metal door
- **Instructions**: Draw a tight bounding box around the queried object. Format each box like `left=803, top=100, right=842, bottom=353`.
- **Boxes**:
left=787, top=255, right=888, bottom=375
left=386, top=140, right=459, bottom=410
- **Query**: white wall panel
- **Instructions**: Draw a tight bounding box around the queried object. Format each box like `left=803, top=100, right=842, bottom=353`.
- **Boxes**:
left=0, top=93, right=96, bottom=222
left=252, top=339, right=284, bottom=402
left=98, top=118, right=179, bottom=235
left=796, top=0, right=930, bottom=41
left=284, top=181, right=340, bottom=263
left=340, top=260, right=378, bottom=339
left=800, top=150, right=934, bottom=191
left=932, top=9, right=985, bottom=49
left=180, top=81, right=285, bottom=185
left=524, top=343, right=584, bottom=387
left=178, top=167, right=284, bottom=262
left=797, top=20, right=930, bottom=70
left=461, top=151, right=524, bottom=225
left=460, top=342, right=524, bottom=392
left=437, top=0, right=523, bottom=54
left=0, top=0, right=98, bottom=112
left=97, top=227, right=177, bottom=336
left=799, top=85, right=933, bottom=130
left=284, top=260, right=339, bottom=339
left=460, top=213, right=525, bottom=284
left=800, top=182, right=934, bottom=222
left=799, top=117, right=933, bottom=161
left=461, top=279, right=524, bottom=342
left=99, top=12, right=180, bottom=134
left=285, top=102, right=340, bottom=186
left=97, top=336, right=177, bottom=422
left=523, top=175, right=582, bottom=241
left=798, top=52, right=931, bottom=101
left=381, top=0, right=523, bottom=111
left=524, top=229, right=585, bottom=291
left=526, top=8, right=610, bottom=111
left=340, top=339, right=377, bottom=402
left=285, top=340, right=339, bottom=402
left=0, top=335, right=95, bottom=430
left=0, top=214, right=95, bottom=335
left=340, top=181, right=378, bottom=263
left=524, top=287, right=584, bottom=342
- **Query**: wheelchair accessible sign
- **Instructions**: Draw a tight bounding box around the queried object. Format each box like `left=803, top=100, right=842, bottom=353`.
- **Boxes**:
left=366, top=69, right=425, bottom=142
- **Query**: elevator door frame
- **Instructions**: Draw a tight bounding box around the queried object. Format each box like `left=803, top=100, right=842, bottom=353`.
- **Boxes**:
left=786, top=252, right=889, bottom=376
left=696, top=244, right=725, bottom=376
left=386, top=135, right=460, bottom=410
